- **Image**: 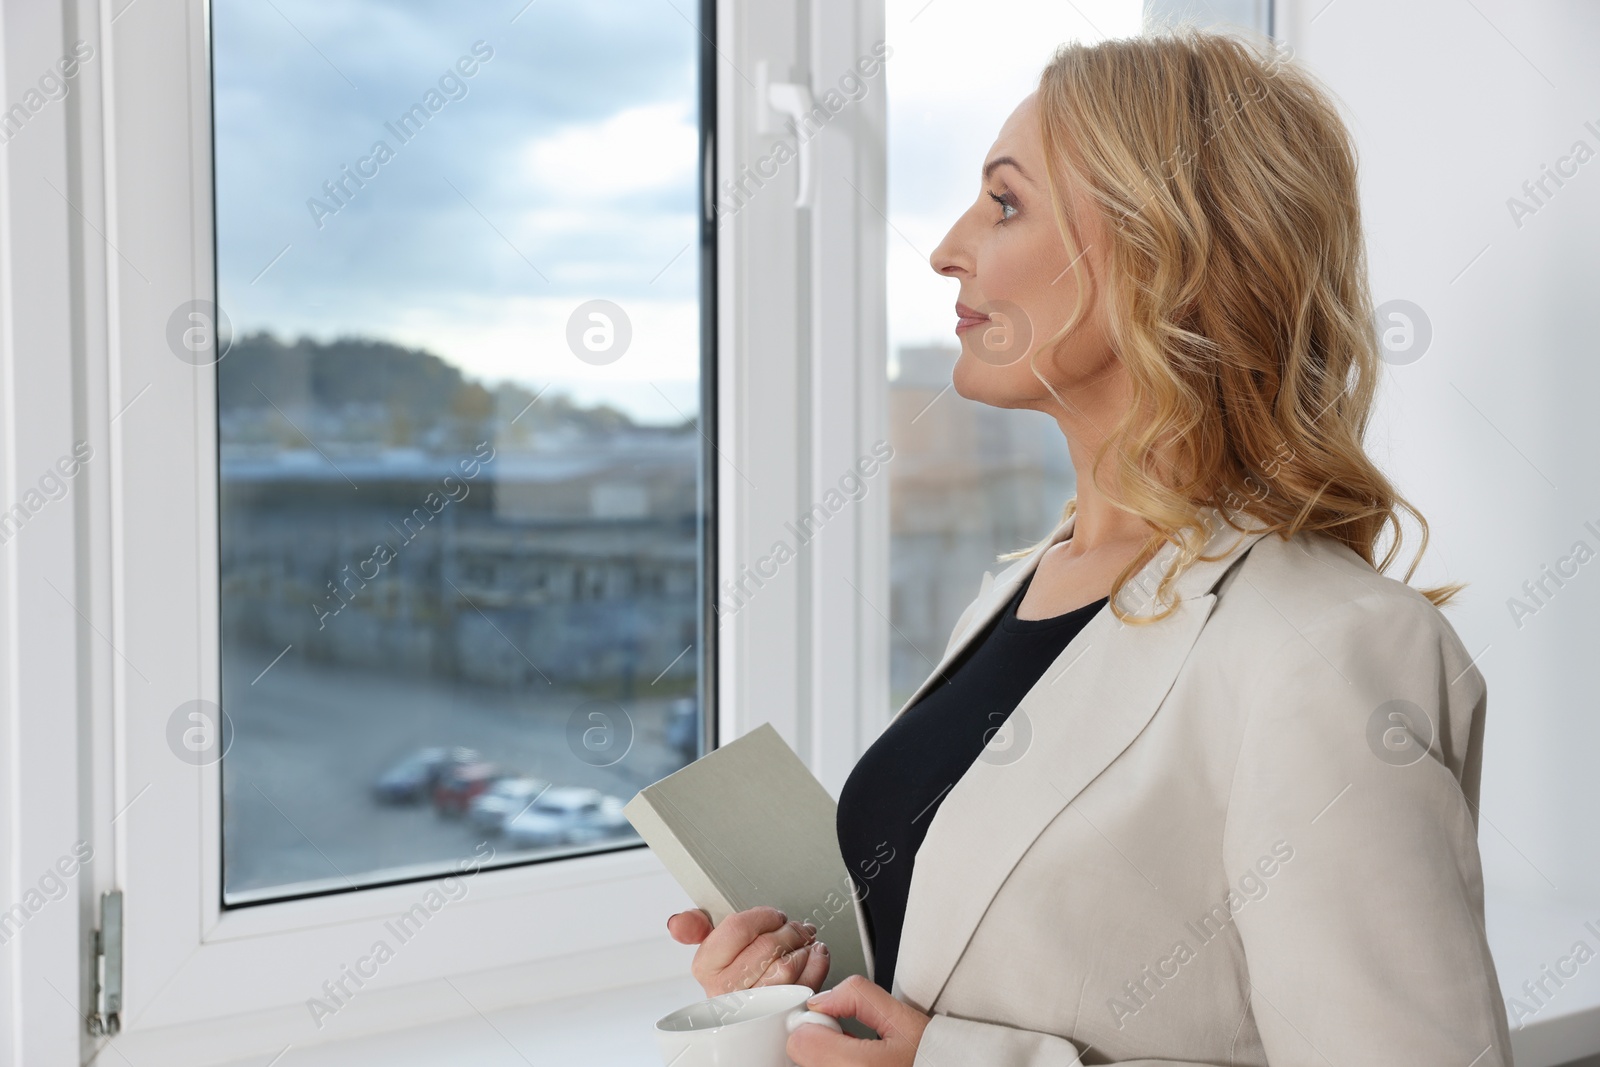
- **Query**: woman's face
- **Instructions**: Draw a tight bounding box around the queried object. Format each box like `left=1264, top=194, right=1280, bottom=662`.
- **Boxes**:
left=929, top=91, right=1115, bottom=413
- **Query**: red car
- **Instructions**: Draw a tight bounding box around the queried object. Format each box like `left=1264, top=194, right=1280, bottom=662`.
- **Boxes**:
left=432, top=762, right=502, bottom=816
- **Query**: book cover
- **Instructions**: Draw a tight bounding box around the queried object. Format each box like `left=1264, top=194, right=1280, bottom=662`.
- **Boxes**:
left=624, top=722, right=868, bottom=992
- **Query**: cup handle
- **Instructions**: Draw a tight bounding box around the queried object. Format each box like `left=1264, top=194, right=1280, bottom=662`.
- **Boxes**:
left=786, top=1008, right=843, bottom=1035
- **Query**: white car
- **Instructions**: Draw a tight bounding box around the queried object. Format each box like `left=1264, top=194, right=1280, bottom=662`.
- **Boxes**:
left=564, top=794, right=633, bottom=845
left=467, top=776, right=549, bottom=835
left=503, top=786, right=606, bottom=849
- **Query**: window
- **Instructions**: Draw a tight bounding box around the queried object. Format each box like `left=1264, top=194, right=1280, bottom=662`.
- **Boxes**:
left=884, top=0, right=1146, bottom=710
left=90, top=0, right=746, bottom=1050
left=86, top=0, right=888, bottom=1053
left=207, top=1, right=712, bottom=904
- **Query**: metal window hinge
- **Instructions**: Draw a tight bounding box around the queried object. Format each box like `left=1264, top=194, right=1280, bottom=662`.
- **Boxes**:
left=87, top=890, right=122, bottom=1036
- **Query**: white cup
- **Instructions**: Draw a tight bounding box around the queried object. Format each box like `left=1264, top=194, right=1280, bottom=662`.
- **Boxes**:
left=654, top=983, right=843, bottom=1066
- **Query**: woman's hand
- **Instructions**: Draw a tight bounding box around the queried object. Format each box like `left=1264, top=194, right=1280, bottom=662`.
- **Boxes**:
left=666, top=905, right=831, bottom=997
left=787, top=975, right=931, bottom=1066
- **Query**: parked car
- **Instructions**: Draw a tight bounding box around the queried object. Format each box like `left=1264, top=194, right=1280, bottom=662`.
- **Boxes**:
left=432, top=761, right=503, bottom=817
left=372, top=746, right=482, bottom=804
left=665, top=697, right=699, bottom=764
left=467, top=776, right=549, bottom=835
left=503, top=786, right=606, bottom=849
left=564, top=794, right=633, bottom=846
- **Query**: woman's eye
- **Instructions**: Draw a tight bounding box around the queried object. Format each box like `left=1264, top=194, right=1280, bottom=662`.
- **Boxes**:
left=988, top=190, right=1018, bottom=224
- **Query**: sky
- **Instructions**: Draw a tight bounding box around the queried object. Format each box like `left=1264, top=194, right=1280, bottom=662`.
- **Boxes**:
left=213, top=0, right=702, bottom=423
left=213, top=0, right=1146, bottom=424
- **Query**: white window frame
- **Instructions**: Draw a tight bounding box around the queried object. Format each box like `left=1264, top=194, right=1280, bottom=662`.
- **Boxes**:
left=0, top=1, right=98, bottom=1065
left=0, top=0, right=888, bottom=1061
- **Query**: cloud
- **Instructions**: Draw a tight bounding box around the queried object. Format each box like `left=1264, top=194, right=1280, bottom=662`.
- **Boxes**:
left=519, top=102, right=698, bottom=200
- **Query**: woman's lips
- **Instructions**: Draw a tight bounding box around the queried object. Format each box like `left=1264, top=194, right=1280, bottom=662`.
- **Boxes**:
left=955, top=302, right=990, bottom=332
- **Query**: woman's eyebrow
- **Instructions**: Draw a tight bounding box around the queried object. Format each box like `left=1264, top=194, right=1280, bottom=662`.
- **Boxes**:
left=982, top=156, right=1031, bottom=184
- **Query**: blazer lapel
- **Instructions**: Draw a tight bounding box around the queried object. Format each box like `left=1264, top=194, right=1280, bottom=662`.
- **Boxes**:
left=889, top=506, right=1273, bottom=1012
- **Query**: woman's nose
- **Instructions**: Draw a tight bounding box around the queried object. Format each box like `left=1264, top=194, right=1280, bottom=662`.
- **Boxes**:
left=930, top=219, right=967, bottom=277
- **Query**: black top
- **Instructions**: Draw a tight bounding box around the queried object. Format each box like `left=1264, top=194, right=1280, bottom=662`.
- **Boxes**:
left=836, top=569, right=1108, bottom=993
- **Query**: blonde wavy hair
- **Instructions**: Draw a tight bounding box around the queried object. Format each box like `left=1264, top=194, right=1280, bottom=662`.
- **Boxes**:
left=1000, top=22, right=1462, bottom=623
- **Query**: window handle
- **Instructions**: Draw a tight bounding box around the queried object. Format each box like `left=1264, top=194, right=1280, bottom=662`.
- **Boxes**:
left=755, top=60, right=815, bottom=209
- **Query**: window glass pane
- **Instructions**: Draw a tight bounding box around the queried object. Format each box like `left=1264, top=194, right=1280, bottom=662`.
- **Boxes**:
left=213, top=1, right=708, bottom=904
left=886, top=2, right=1144, bottom=711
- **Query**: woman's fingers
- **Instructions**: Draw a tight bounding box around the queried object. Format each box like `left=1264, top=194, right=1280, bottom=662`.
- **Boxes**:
left=666, top=909, right=713, bottom=945
left=793, top=941, right=831, bottom=992
left=800, top=975, right=932, bottom=1054
left=672, top=906, right=826, bottom=997
left=686, top=906, right=801, bottom=992
left=753, top=942, right=820, bottom=988
left=699, top=906, right=788, bottom=971
left=723, top=918, right=817, bottom=989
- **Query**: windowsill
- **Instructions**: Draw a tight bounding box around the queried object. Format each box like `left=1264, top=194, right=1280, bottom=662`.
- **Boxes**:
left=136, top=884, right=1594, bottom=1067
left=206, top=974, right=705, bottom=1067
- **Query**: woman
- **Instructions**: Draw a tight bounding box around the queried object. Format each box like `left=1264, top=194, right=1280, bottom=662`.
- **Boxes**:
left=667, top=26, right=1512, bottom=1067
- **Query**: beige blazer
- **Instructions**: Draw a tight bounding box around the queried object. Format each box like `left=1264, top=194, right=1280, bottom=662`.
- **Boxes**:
left=850, top=505, right=1512, bottom=1066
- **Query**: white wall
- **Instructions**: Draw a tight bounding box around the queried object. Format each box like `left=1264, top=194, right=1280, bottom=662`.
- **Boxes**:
left=1281, top=0, right=1600, bottom=1060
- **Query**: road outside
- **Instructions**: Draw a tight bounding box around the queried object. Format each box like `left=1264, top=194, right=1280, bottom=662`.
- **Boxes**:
left=221, top=640, right=691, bottom=902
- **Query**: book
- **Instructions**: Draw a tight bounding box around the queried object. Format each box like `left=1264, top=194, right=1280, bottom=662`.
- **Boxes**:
left=624, top=722, right=868, bottom=993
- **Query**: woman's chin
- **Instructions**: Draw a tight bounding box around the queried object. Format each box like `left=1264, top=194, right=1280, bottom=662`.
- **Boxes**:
left=949, top=355, right=988, bottom=402
left=951, top=358, right=1027, bottom=409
